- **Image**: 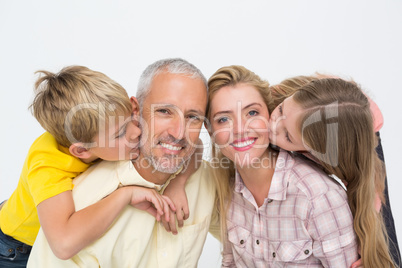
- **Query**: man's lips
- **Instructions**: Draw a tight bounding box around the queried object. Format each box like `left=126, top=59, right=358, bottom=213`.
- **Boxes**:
left=159, top=142, right=183, bottom=152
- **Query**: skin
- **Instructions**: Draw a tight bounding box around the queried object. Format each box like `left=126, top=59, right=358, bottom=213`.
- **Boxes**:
left=132, top=71, right=207, bottom=234
left=269, top=95, right=307, bottom=152
left=210, top=84, right=271, bottom=168
left=134, top=71, right=207, bottom=185
left=85, top=112, right=141, bottom=162
left=36, top=99, right=175, bottom=260
left=210, top=84, right=276, bottom=207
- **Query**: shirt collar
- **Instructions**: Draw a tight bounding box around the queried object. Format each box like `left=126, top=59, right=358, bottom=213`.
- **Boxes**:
left=234, top=150, right=292, bottom=202
left=116, top=161, right=183, bottom=192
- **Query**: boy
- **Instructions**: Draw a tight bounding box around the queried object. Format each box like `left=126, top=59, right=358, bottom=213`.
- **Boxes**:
left=0, top=66, right=175, bottom=267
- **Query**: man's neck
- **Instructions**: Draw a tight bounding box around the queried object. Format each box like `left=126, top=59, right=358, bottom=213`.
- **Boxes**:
left=132, top=158, right=171, bottom=185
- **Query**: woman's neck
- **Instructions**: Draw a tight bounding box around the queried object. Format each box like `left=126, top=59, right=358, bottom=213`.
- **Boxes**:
left=236, top=148, right=278, bottom=207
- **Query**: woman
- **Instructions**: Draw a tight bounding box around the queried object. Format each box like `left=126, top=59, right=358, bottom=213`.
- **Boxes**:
left=206, top=65, right=358, bottom=267
left=206, top=66, right=396, bottom=267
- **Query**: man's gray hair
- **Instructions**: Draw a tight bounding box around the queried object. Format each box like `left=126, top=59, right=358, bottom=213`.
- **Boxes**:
left=136, top=58, right=207, bottom=107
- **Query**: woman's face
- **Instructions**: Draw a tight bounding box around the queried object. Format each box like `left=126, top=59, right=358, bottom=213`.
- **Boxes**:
left=209, top=83, right=270, bottom=167
left=269, top=95, right=307, bottom=152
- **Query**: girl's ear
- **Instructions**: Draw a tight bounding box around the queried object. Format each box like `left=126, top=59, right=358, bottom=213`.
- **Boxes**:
left=130, top=96, right=140, bottom=115
left=69, top=143, right=93, bottom=160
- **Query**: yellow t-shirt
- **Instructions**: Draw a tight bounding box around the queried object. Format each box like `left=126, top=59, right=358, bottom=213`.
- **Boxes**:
left=0, top=132, right=89, bottom=245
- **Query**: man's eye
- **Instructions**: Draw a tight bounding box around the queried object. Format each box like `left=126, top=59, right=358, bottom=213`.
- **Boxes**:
left=188, top=114, right=200, bottom=121
left=157, top=109, right=170, bottom=114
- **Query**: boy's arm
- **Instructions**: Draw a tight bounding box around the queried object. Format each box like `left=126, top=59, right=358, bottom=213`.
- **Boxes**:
left=161, top=138, right=203, bottom=234
left=37, top=185, right=174, bottom=260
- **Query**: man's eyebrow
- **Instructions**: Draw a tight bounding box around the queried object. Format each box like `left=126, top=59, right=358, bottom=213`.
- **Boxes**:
left=187, top=109, right=204, bottom=115
left=151, top=103, right=176, bottom=109
left=152, top=104, right=204, bottom=116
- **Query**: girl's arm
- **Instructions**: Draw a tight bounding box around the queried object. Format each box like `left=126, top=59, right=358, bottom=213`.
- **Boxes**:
left=37, top=185, right=174, bottom=260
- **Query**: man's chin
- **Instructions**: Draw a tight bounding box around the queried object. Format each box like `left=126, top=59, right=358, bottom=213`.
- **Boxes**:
left=152, top=162, right=183, bottom=174
left=151, top=156, right=186, bottom=174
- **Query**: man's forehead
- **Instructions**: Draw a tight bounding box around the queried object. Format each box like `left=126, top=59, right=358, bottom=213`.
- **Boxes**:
left=143, top=72, right=207, bottom=112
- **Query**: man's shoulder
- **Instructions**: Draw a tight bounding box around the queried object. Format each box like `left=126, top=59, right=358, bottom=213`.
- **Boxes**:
left=187, top=160, right=216, bottom=189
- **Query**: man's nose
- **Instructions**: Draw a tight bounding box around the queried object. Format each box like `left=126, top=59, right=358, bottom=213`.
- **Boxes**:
left=168, top=116, right=186, bottom=140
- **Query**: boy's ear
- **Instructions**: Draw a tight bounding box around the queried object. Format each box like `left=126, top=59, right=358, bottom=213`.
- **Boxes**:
left=69, top=143, right=93, bottom=159
left=130, top=96, right=140, bottom=115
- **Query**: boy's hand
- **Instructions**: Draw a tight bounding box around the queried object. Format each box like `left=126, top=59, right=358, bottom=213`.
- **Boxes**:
left=161, top=183, right=189, bottom=235
left=128, top=186, right=176, bottom=222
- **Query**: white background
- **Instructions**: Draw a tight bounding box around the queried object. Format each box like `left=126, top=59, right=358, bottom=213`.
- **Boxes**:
left=0, top=1, right=401, bottom=267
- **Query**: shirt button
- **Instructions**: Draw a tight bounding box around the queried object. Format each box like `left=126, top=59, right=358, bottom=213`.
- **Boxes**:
left=267, top=199, right=273, bottom=203
left=240, top=240, right=244, bottom=244
left=272, top=252, right=276, bottom=258
left=304, top=249, right=310, bottom=255
left=256, top=240, right=260, bottom=245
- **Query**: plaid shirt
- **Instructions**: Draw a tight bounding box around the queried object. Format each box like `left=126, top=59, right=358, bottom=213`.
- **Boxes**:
left=222, top=150, right=358, bottom=267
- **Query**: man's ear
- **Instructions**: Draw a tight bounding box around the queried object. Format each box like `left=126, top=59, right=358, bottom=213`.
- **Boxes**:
left=69, top=143, right=93, bottom=159
left=130, top=96, right=140, bottom=115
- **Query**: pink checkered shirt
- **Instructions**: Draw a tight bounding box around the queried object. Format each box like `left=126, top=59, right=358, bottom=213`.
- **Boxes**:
left=222, top=150, right=358, bottom=267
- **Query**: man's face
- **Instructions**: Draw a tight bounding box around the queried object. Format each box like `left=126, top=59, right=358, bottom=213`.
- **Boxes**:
left=139, top=71, right=207, bottom=173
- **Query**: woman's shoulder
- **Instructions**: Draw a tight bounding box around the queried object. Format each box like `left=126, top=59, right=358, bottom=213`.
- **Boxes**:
left=279, top=151, right=346, bottom=200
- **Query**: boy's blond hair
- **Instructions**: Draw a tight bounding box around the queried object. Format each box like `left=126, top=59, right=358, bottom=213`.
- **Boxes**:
left=30, top=65, right=132, bottom=147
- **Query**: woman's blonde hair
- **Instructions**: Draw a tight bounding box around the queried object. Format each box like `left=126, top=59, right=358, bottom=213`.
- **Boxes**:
left=206, top=65, right=274, bottom=241
left=30, top=65, right=132, bottom=147
left=273, top=77, right=395, bottom=267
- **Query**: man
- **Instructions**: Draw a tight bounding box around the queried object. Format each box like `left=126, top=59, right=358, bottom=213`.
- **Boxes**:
left=27, top=58, right=220, bottom=267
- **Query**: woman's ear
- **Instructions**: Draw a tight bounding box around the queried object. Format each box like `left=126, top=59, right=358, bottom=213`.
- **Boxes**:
left=69, top=143, right=93, bottom=160
left=130, top=96, right=140, bottom=115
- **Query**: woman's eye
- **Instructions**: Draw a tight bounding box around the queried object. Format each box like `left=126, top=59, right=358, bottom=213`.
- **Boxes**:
left=217, top=117, right=228, bottom=124
left=248, top=110, right=258, bottom=116
left=279, top=105, right=283, bottom=115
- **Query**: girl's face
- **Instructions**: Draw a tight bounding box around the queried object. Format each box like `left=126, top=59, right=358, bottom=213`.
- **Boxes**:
left=269, top=96, right=307, bottom=152
left=209, top=84, right=270, bottom=167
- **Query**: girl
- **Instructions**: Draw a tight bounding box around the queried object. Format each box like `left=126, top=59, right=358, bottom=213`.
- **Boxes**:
left=269, top=75, right=399, bottom=267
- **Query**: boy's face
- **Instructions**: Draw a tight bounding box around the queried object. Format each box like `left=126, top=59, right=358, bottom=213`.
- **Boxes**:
left=89, top=112, right=141, bottom=161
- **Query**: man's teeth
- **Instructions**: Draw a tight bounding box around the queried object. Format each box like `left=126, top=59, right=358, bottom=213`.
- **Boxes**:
left=160, top=142, right=182, bottom=151
left=232, top=139, right=255, bottom=148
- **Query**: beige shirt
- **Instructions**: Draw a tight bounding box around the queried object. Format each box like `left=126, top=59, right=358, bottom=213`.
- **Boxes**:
left=27, top=160, right=219, bottom=268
